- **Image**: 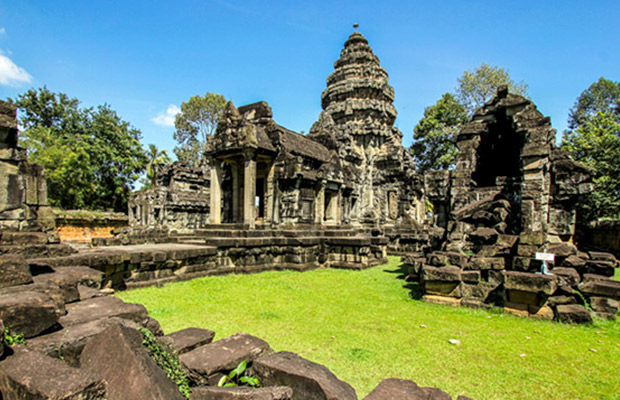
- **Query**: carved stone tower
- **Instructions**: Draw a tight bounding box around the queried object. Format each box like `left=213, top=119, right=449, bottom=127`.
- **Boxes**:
left=309, top=32, right=422, bottom=225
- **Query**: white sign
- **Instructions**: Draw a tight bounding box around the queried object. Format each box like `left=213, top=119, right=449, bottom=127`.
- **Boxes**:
left=535, top=252, right=555, bottom=262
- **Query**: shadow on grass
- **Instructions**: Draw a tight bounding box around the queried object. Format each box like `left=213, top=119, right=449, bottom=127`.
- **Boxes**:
left=384, top=262, right=423, bottom=299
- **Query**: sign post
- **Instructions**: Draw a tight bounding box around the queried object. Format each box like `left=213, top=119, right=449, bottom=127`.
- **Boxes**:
left=535, top=250, right=555, bottom=275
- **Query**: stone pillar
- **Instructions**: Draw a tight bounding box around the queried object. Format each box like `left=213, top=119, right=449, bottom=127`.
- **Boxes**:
left=243, top=150, right=256, bottom=228
left=315, top=181, right=325, bottom=224
left=209, top=159, right=222, bottom=224
left=265, top=162, right=275, bottom=224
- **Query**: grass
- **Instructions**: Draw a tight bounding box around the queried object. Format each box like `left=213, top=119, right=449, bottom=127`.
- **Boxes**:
left=117, top=257, right=620, bottom=400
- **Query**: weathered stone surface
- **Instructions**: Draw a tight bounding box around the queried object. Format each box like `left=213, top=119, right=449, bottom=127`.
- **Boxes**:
left=59, top=295, right=148, bottom=327
left=468, top=228, right=499, bottom=245
left=422, top=265, right=462, bottom=282
left=363, top=378, right=451, bottom=400
left=80, top=323, right=184, bottom=400
left=32, top=267, right=102, bottom=304
left=466, top=257, right=505, bottom=271
left=145, top=316, right=164, bottom=336
left=190, top=386, right=293, bottom=400
left=423, top=294, right=462, bottom=307
left=590, top=296, right=619, bottom=316
left=556, top=304, right=592, bottom=324
left=0, top=346, right=106, bottom=399
left=588, top=251, right=617, bottom=263
left=162, top=327, right=215, bottom=355
left=0, top=290, right=59, bottom=338
left=579, top=280, right=620, bottom=299
left=0, top=254, right=32, bottom=288
left=26, top=317, right=141, bottom=367
left=585, top=260, right=615, bottom=277
left=78, top=284, right=102, bottom=300
left=552, top=267, right=580, bottom=287
left=180, top=332, right=272, bottom=385
left=546, top=242, right=577, bottom=258
left=0, top=281, right=67, bottom=316
left=503, top=271, right=556, bottom=295
left=253, top=351, right=357, bottom=400
left=561, top=255, right=587, bottom=269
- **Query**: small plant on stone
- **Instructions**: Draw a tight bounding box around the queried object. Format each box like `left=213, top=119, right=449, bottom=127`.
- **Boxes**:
left=3, top=328, right=25, bottom=346
left=138, top=327, right=191, bottom=398
left=217, top=360, right=260, bottom=388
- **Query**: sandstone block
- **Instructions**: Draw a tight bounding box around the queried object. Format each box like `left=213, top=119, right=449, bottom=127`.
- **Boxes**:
left=0, top=346, right=106, bottom=399
left=0, top=290, right=59, bottom=338
left=556, top=304, right=592, bottom=324
left=466, top=257, right=505, bottom=271
left=59, top=296, right=148, bottom=327
left=552, top=267, right=580, bottom=287
left=561, top=255, right=587, bottom=269
left=422, top=295, right=462, bottom=307
left=0, top=254, right=32, bottom=289
left=468, top=227, right=499, bottom=245
left=253, top=351, right=357, bottom=400
left=579, top=280, right=620, bottom=300
left=80, top=323, right=184, bottom=400
left=363, top=378, right=451, bottom=400
left=585, top=260, right=615, bottom=277
left=503, top=271, right=556, bottom=295
left=422, top=265, right=461, bottom=282
left=180, top=332, right=271, bottom=385
left=162, top=327, right=216, bottom=355
left=32, top=266, right=103, bottom=304
left=590, top=296, right=619, bottom=315
left=189, top=386, right=293, bottom=400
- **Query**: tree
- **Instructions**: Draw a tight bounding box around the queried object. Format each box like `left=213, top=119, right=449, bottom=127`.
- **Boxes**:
left=562, top=112, right=620, bottom=222
left=456, top=62, right=529, bottom=115
left=567, top=77, right=620, bottom=130
left=410, top=93, right=468, bottom=172
left=14, top=87, right=148, bottom=211
left=144, top=144, right=171, bottom=189
left=173, top=92, right=226, bottom=167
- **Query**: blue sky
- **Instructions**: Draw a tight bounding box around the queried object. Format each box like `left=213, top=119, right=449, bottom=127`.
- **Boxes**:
left=1, top=1, right=618, bottom=157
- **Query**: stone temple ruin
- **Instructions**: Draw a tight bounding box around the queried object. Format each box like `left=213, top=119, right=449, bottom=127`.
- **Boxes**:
left=0, top=31, right=619, bottom=399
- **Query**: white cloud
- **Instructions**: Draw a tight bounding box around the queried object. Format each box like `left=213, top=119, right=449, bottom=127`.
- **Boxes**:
left=0, top=27, right=6, bottom=35
left=0, top=50, right=32, bottom=86
left=152, top=104, right=180, bottom=127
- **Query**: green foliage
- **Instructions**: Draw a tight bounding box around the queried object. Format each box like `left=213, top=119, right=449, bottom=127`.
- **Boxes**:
left=456, top=62, right=529, bottom=115
left=173, top=92, right=226, bottom=168
left=138, top=327, right=191, bottom=398
left=411, top=93, right=468, bottom=171
left=118, top=257, right=620, bottom=400
left=143, top=144, right=171, bottom=189
left=568, top=77, right=620, bottom=130
left=562, top=111, right=620, bottom=223
left=3, top=327, right=25, bottom=346
left=14, top=87, right=148, bottom=211
left=217, top=360, right=260, bottom=388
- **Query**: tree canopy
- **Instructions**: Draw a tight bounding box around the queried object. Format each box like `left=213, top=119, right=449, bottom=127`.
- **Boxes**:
left=173, top=92, right=226, bottom=168
left=143, top=144, right=171, bottom=189
left=456, top=62, right=529, bottom=115
left=562, top=77, right=620, bottom=223
left=411, top=93, right=468, bottom=172
left=14, top=87, right=147, bottom=211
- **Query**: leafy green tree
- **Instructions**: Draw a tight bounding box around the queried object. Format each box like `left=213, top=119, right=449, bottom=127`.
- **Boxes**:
left=173, top=92, right=226, bottom=167
left=144, top=144, right=171, bottom=189
left=14, top=87, right=147, bottom=211
left=562, top=112, right=620, bottom=223
left=567, top=77, right=620, bottom=130
left=411, top=93, right=468, bottom=172
left=456, top=62, right=529, bottom=115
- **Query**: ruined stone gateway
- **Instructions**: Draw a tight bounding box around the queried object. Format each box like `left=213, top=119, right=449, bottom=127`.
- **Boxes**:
left=0, top=30, right=619, bottom=399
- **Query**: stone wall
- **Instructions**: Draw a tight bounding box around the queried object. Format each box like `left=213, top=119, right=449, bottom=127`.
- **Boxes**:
left=54, top=211, right=128, bottom=243
left=577, top=220, right=620, bottom=258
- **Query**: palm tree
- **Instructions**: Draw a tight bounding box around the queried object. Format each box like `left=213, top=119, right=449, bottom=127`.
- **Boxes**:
left=145, top=144, right=171, bottom=188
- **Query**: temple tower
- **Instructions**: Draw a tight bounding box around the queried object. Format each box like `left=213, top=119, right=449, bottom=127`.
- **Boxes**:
left=309, top=32, right=422, bottom=225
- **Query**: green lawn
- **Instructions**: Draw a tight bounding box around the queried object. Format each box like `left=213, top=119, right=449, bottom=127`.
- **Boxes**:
left=117, top=257, right=620, bottom=400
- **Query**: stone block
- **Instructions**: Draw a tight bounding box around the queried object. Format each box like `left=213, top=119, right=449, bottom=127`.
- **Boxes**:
left=32, top=267, right=103, bottom=304
left=468, top=227, right=499, bottom=245
left=552, top=267, right=580, bottom=287
left=503, top=271, right=557, bottom=295
left=0, top=290, right=59, bottom=338
left=424, top=281, right=461, bottom=297
left=561, top=255, right=587, bottom=269
left=579, top=280, right=620, bottom=300
left=180, top=332, right=271, bottom=385
left=363, top=378, right=451, bottom=400
left=590, top=296, right=619, bottom=315
left=189, top=386, right=293, bottom=400
left=253, top=351, right=357, bottom=400
left=422, top=265, right=461, bottom=282
left=585, top=260, right=615, bottom=277
left=506, top=290, right=543, bottom=307
left=80, top=323, right=184, bottom=400
left=519, top=231, right=546, bottom=246
left=0, top=254, right=32, bottom=289
left=162, top=327, right=215, bottom=355
left=422, top=295, right=462, bottom=307
left=461, top=281, right=500, bottom=300
left=529, top=305, right=554, bottom=320
left=516, top=245, right=539, bottom=258
left=461, top=297, right=492, bottom=309
left=546, top=242, right=577, bottom=258
left=588, top=251, right=617, bottom=263
left=504, top=302, right=529, bottom=318
left=556, top=304, right=592, bottom=324
left=461, top=270, right=480, bottom=283
left=59, top=296, right=149, bottom=327
left=466, top=257, right=505, bottom=271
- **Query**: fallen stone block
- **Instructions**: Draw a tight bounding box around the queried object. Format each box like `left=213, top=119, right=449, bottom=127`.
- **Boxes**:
left=560, top=254, right=587, bottom=269
left=363, top=378, right=451, bottom=400
left=78, top=285, right=102, bottom=301
left=0, top=281, right=67, bottom=316
left=59, top=296, right=149, bottom=327
left=590, top=296, right=619, bottom=316
left=579, top=280, right=620, bottom=300
left=503, top=271, right=556, bottom=295
left=80, top=323, right=185, bottom=400
left=468, top=227, right=499, bottom=245
left=32, top=266, right=103, bottom=304
left=190, top=386, right=293, bottom=400
left=424, top=281, right=462, bottom=297
left=26, top=317, right=141, bottom=367
left=0, top=254, right=32, bottom=289
left=552, top=267, right=580, bottom=287
left=422, top=265, right=461, bottom=282
left=423, top=295, right=462, bottom=307
left=180, top=332, right=271, bottom=385
left=588, top=251, right=617, bottom=263
left=556, top=304, right=592, bottom=324
left=253, top=351, right=357, bottom=400
left=585, top=260, right=615, bottom=277
left=163, top=327, right=215, bottom=355
left=0, top=346, right=106, bottom=399
left=0, top=290, right=59, bottom=338
left=466, top=257, right=505, bottom=271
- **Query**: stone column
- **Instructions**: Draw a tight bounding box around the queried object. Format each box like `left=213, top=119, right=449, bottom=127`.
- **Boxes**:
left=243, top=150, right=256, bottom=228
left=209, top=159, right=222, bottom=224
left=231, top=163, right=240, bottom=223
left=265, top=162, right=275, bottom=224
left=315, top=180, right=325, bottom=224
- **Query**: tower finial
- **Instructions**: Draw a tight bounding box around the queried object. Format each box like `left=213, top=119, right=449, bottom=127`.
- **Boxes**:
left=353, top=23, right=359, bottom=29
